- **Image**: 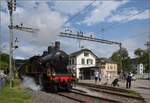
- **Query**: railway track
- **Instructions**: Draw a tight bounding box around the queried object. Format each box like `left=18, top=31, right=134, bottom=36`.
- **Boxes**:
left=77, top=83, right=145, bottom=103
left=58, top=90, right=121, bottom=103
left=25, top=83, right=145, bottom=103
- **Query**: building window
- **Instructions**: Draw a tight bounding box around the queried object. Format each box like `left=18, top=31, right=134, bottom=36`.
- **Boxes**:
left=87, top=59, right=93, bottom=64
left=81, top=58, right=85, bottom=64
left=73, top=58, right=76, bottom=64
left=70, top=59, right=72, bottom=65
left=113, top=65, right=115, bottom=70
left=84, top=52, right=89, bottom=56
left=110, top=65, right=113, bottom=69
left=101, top=65, right=105, bottom=69
left=72, top=59, right=74, bottom=65
left=91, top=60, right=93, bottom=64
left=72, top=58, right=75, bottom=65
left=69, top=60, right=71, bottom=65
left=107, top=65, right=109, bottom=69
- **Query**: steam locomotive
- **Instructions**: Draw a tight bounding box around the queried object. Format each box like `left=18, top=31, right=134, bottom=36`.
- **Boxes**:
left=18, top=41, right=75, bottom=92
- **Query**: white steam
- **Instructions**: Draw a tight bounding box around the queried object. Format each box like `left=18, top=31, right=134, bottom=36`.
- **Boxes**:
left=22, top=76, right=41, bottom=91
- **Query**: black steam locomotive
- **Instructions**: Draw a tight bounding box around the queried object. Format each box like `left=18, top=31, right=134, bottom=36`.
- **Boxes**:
left=18, top=41, right=75, bottom=92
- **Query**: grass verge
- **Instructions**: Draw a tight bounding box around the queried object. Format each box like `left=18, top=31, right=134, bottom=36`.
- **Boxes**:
left=0, top=79, right=31, bottom=103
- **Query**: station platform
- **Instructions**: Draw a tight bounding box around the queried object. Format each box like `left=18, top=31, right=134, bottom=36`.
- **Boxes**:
left=78, top=79, right=150, bottom=103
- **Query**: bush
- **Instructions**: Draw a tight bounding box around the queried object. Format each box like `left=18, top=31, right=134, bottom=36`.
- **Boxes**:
left=0, top=79, right=31, bottom=103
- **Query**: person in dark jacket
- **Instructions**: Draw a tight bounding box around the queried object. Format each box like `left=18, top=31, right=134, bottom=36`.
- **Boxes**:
left=126, top=72, right=132, bottom=88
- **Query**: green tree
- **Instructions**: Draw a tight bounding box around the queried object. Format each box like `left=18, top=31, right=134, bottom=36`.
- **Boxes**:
left=0, top=53, right=9, bottom=70
left=111, top=48, right=132, bottom=73
left=134, top=48, right=145, bottom=63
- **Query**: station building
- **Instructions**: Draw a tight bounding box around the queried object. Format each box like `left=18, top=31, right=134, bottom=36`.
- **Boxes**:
left=96, top=58, right=118, bottom=78
left=68, top=49, right=98, bottom=80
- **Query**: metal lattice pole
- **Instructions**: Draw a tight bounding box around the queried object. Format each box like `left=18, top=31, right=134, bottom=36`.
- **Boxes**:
left=119, top=43, right=122, bottom=79
left=8, top=0, right=16, bottom=88
left=7, top=1, right=39, bottom=87
left=148, top=34, right=150, bottom=80
left=145, top=29, right=150, bottom=80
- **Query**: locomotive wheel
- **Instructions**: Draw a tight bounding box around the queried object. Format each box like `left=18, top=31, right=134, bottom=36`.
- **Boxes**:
left=51, top=85, right=58, bottom=93
left=65, top=84, right=72, bottom=91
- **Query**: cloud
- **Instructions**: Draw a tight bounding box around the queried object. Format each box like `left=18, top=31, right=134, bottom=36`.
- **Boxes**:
left=52, top=1, right=92, bottom=15
left=83, top=0, right=128, bottom=25
left=14, top=45, right=46, bottom=59
left=0, top=42, right=9, bottom=54
left=121, top=32, right=148, bottom=58
left=1, top=1, right=149, bottom=60
left=1, top=1, right=67, bottom=58
left=0, top=11, right=9, bottom=27
left=108, top=9, right=150, bottom=22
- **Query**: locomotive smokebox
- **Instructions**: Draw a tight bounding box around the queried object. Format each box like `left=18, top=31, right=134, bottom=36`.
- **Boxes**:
left=55, top=41, right=60, bottom=50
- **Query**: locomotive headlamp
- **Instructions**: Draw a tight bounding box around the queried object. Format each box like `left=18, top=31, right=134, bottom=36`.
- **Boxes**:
left=52, top=72, right=56, bottom=76
left=47, top=69, right=51, bottom=76
left=72, top=73, right=76, bottom=77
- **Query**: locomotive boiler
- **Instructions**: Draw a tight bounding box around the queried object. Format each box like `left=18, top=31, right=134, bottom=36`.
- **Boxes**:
left=18, top=41, right=75, bottom=92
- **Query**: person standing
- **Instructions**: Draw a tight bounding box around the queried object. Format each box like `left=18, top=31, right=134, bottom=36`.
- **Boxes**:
left=95, top=71, right=99, bottom=84
left=98, top=72, right=102, bottom=83
left=126, top=72, right=132, bottom=88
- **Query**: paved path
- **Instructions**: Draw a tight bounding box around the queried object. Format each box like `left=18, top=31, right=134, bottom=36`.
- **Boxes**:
left=79, top=79, right=150, bottom=103
left=0, top=79, right=5, bottom=93
left=0, top=79, right=5, bottom=88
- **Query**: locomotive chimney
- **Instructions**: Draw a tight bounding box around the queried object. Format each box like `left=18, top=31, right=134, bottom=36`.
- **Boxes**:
left=55, top=41, right=60, bottom=50
left=48, top=46, right=54, bottom=53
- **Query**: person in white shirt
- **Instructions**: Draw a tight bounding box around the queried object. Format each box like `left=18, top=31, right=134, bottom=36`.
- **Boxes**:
left=95, top=71, right=99, bottom=84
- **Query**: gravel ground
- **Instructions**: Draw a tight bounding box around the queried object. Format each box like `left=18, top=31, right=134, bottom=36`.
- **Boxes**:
left=22, top=79, right=149, bottom=103
left=27, top=90, right=80, bottom=103
left=59, top=91, right=116, bottom=103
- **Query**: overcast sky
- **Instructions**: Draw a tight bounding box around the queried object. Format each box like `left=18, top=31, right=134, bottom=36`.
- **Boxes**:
left=0, top=0, right=150, bottom=59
